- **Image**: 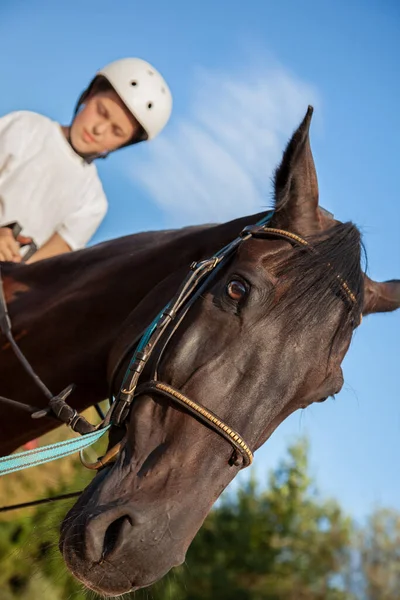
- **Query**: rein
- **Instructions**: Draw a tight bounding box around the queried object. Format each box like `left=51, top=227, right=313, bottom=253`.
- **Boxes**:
left=0, top=212, right=359, bottom=512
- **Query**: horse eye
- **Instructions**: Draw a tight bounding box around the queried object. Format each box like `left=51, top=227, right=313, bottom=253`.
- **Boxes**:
left=226, top=280, right=248, bottom=302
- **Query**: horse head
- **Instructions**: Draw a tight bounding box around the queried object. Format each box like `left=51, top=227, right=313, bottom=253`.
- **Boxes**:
left=60, top=107, right=400, bottom=596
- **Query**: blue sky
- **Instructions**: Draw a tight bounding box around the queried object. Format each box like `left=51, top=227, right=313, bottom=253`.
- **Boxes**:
left=0, top=0, right=398, bottom=520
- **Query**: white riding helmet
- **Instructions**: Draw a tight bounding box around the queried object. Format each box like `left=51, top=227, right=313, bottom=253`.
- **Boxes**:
left=76, top=58, right=172, bottom=142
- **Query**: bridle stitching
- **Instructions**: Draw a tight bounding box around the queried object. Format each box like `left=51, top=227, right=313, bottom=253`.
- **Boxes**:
left=154, top=382, right=253, bottom=466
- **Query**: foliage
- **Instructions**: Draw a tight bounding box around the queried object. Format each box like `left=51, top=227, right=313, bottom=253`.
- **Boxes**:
left=344, top=508, right=400, bottom=600
left=161, top=439, right=353, bottom=600
left=0, top=461, right=92, bottom=600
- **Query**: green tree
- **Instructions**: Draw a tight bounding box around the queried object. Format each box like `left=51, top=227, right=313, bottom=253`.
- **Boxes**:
left=165, top=438, right=353, bottom=600
left=344, top=508, right=400, bottom=600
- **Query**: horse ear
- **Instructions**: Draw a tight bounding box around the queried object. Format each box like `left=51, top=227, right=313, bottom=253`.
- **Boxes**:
left=273, top=106, right=321, bottom=236
left=363, top=275, right=400, bottom=315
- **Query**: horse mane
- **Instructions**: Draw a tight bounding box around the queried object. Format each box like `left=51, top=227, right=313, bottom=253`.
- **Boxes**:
left=271, top=221, right=365, bottom=342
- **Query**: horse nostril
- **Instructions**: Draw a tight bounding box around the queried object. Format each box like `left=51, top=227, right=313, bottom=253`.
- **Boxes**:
left=102, top=515, right=133, bottom=560
left=84, top=506, right=141, bottom=563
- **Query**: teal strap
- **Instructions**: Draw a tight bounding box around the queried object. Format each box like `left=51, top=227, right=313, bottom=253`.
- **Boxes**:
left=0, top=425, right=111, bottom=476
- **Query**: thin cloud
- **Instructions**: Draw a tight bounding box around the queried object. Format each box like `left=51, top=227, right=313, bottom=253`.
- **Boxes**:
left=131, top=63, right=320, bottom=227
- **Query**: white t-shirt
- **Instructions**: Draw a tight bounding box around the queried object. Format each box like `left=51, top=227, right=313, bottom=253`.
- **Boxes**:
left=0, top=110, right=108, bottom=250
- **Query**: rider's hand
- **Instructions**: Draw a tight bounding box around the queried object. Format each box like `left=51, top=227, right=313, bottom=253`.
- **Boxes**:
left=0, top=227, right=31, bottom=262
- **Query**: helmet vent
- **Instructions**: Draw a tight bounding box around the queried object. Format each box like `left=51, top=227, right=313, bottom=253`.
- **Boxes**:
left=147, top=102, right=153, bottom=109
left=130, top=80, right=137, bottom=86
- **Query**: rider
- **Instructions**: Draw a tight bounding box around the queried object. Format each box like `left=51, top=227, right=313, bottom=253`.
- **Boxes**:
left=0, top=58, right=172, bottom=263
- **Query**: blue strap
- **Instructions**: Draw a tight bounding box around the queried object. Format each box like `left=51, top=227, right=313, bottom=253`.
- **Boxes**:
left=257, top=210, right=274, bottom=226
left=0, top=425, right=111, bottom=476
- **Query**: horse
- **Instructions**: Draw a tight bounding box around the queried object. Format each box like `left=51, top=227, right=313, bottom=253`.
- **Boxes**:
left=0, top=107, right=398, bottom=596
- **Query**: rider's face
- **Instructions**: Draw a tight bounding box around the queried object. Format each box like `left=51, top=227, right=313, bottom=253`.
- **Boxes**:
left=70, top=89, right=140, bottom=155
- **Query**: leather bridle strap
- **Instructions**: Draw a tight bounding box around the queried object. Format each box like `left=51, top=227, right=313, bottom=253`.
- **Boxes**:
left=0, top=490, right=82, bottom=513
left=110, top=253, right=239, bottom=426
left=245, top=225, right=358, bottom=305
left=134, top=381, right=254, bottom=467
left=0, top=269, right=97, bottom=435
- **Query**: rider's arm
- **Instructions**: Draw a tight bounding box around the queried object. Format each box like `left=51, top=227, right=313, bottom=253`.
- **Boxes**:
left=0, top=112, right=23, bottom=177
left=27, top=188, right=107, bottom=262
left=55, top=186, right=108, bottom=252
left=27, top=232, right=71, bottom=263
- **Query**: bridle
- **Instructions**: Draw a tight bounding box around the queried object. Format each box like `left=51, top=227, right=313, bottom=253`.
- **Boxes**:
left=0, top=213, right=359, bottom=510
left=87, top=218, right=359, bottom=469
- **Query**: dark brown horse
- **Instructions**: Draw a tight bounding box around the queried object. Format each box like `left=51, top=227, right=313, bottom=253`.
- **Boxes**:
left=1, top=107, right=399, bottom=596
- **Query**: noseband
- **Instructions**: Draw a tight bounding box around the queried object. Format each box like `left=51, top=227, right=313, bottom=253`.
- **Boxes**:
left=82, top=218, right=359, bottom=471
left=0, top=214, right=359, bottom=479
